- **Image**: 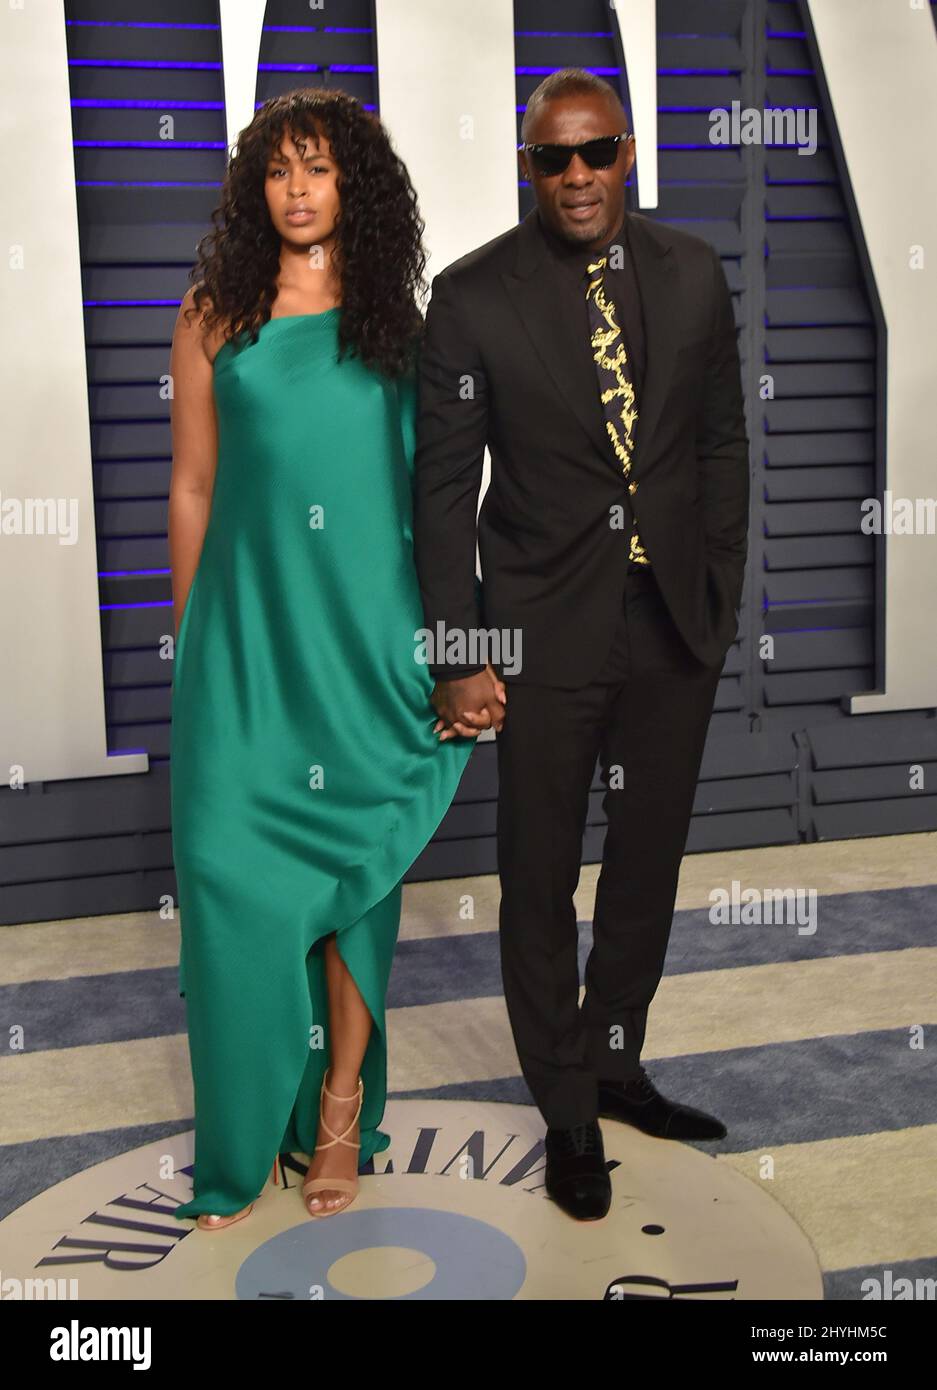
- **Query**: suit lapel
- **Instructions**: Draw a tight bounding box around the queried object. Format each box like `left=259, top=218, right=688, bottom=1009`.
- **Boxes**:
left=501, top=207, right=681, bottom=480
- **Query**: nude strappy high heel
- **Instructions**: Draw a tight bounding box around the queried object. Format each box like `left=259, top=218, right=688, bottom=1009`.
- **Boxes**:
left=196, top=1157, right=280, bottom=1231
left=302, top=1070, right=364, bottom=1218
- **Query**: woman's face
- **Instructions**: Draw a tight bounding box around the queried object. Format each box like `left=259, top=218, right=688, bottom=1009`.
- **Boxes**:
left=264, top=129, right=341, bottom=250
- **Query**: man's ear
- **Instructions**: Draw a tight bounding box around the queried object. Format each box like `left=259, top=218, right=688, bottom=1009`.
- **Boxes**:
left=517, top=149, right=530, bottom=183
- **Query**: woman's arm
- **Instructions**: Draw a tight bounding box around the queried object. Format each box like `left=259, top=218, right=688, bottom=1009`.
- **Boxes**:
left=168, top=287, right=219, bottom=638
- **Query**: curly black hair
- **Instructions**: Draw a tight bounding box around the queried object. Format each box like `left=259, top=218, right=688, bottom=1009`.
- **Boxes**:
left=185, top=87, right=428, bottom=378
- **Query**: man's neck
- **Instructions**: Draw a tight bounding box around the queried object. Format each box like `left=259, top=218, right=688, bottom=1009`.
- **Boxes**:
left=536, top=206, right=628, bottom=261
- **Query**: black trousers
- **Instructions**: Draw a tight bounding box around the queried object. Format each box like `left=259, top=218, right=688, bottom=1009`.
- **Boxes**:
left=494, top=563, right=724, bottom=1128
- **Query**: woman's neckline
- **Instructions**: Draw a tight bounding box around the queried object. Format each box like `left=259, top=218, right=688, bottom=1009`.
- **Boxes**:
left=212, top=307, right=340, bottom=366
left=266, top=306, right=341, bottom=324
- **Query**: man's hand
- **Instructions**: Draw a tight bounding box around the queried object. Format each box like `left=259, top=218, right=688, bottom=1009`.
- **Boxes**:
left=431, top=664, right=507, bottom=740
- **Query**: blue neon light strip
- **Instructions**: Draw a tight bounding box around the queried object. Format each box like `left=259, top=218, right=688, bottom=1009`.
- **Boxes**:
left=75, top=141, right=225, bottom=149
left=100, top=569, right=171, bottom=579
left=101, top=600, right=172, bottom=611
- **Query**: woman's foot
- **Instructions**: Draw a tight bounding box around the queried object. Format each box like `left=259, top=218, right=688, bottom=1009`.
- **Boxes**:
left=194, top=1159, right=279, bottom=1230
left=196, top=1203, right=253, bottom=1231
left=303, top=1071, right=363, bottom=1215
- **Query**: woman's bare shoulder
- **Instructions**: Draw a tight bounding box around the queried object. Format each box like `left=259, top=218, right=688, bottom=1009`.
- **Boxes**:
left=175, top=286, right=230, bottom=367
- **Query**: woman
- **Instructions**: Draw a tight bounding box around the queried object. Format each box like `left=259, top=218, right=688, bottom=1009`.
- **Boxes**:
left=168, top=88, right=499, bottom=1229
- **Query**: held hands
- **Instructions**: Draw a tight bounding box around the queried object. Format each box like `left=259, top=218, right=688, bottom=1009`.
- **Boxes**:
left=432, top=664, right=507, bottom=741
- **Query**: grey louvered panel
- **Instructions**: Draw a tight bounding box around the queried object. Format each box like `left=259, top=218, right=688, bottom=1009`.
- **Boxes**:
left=658, top=77, right=744, bottom=106
left=659, top=113, right=801, bottom=149
left=807, top=718, right=937, bottom=768
left=83, top=225, right=215, bottom=264
left=764, top=667, right=873, bottom=705
left=448, top=743, right=494, bottom=801
left=764, top=502, right=867, bottom=535
left=83, top=266, right=195, bottom=303
left=766, top=222, right=855, bottom=256
left=765, top=398, right=875, bottom=431
left=96, top=500, right=168, bottom=544
left=658, top=151, right=743, bottom=181
left=766, top=149, right=838, bottom=182
left=698, top=730, right=798, bottom=779
left=813, top=765, right=937, bottom=805
left=88, top=347, right=175, bottom=384
left=767, top=364, right=874, bottom=396
left=421, top=799, right=496, bottom=841
left=766, top=38, right=812, bottom=69
left=765, top=432, right=874, bottom=464
left=68, top=70, right=222, bottom=104
left=766, top=327, right=875, bottom=361
left=657, top=0, right=748, bottom=28
left=811, top=798, right=937, bottom=841
left=765, top=627, right=873, bottom=669
left=75, top=150, right=225, bottom=183
left=765, top=565, right=871, bottom=599
left=766, top=186, right=844, bottom=218
left=67, top=18, right=218, bottom=61
left=90, top=423, right=170, bottom=460
left=108, top=721, right=171, bottom=759
left=99, top=570, right=169, bottom=607
left=694, top=772, right=795, bottom=814
left=94, top=461, right=172, bottom=500
left=98, top=537, right=172, bottom=570
left=766, top=0, right=801, bottom=26
left=0, top=872, right=180, bottom=927
left=85, top=307, right=179, bottom=344
left=240, top=27, right=374, bottom=67
left=764, top=535, right=870, bottom=569
left=765, top=288, right=871, bottom=325
left=102, top=605, right=175, bottom=652
left=78, top=187, right=220, bottom=231
left=79, top=0, right=217, bottom=19
left=517, top=34, right=744, bottom=70
left=105, top=687, right=172, bottom=726
left=684, top=808, right=798, bottom=852
left=105, top=647, right=176, bottom=689
left=587, top=773, right=794, bottom=825
left=0, top=760, right=173, bottom=845
left=581, top=809, right=799, bottom=861
left=711, top=674, right=745, bottom=712
left=765, top=77, right=825, bottom=109
left=766, top=254, right=860, bottom=290
left=71, top=110, right=224, bottom=144
left=764, top=466, right=872, bottom=501
left=89, top=386, right=171, bottom=423
left=765, top=603, right=870, bottom=635
left=260, top=73, right=375, bottom=105
left=648, top=186, right=746, bottom=219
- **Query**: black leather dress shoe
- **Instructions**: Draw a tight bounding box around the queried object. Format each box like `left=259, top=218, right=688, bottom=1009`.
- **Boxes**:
left=544, top=1120, right=611, bottom=1221
left=598, top=1067, right=727, bottom=1140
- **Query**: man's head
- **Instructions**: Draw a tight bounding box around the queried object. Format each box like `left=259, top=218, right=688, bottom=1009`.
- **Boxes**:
left=518, top=68, right=635, bottom=250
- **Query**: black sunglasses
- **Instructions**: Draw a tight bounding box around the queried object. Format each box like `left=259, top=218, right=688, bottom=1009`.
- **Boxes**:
left=520, top=134, right=632, bottom=178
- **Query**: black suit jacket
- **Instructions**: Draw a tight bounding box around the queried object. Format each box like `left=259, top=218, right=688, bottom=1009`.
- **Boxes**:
left=412, top=206, right=751, bottom=687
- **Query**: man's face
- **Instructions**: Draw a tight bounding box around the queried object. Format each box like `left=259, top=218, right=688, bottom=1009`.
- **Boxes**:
left=518, top=94, right=635, bottom=249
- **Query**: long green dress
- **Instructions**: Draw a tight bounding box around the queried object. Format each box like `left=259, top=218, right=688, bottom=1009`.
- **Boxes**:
left=169, top=309, right=472, bottom=1220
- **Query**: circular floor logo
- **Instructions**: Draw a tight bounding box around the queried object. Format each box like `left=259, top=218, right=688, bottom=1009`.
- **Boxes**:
left=0, top=1101, right=821, bottom=1300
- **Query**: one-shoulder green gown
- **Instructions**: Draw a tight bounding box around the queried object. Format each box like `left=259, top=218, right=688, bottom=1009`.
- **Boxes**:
left=170, top=309, right=472, bottom=1220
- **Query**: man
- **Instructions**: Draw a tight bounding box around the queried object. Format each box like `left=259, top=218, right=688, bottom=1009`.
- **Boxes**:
left=413, top=68, right=750, bottom=1221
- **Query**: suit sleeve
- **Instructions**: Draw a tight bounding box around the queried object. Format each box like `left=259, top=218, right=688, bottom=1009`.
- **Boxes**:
left=412, top=270, right=488, bottom=681
left=696, top=244, right=751, bottom=615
